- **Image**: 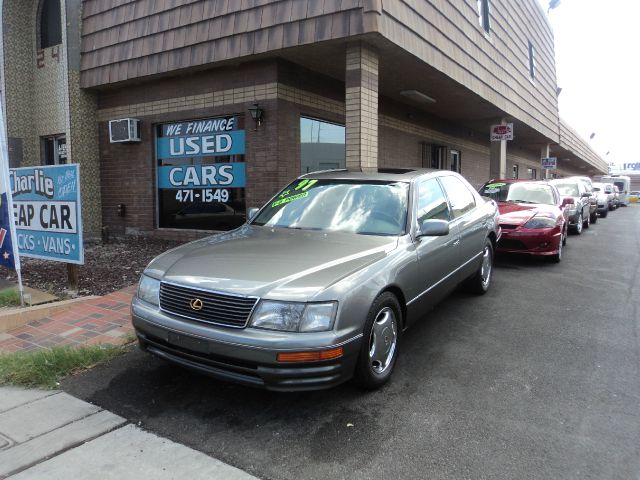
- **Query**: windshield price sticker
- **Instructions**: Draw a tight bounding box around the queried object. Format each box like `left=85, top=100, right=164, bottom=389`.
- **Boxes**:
left=270, top=180, right=319, bottom=208
left=271, top=191, right=309, bottom=208
left=9, top=164, right=84, bottom=264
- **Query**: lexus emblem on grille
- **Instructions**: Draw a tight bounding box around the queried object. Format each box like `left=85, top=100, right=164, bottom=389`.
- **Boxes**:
left=190, top=298, right=204, bottom=311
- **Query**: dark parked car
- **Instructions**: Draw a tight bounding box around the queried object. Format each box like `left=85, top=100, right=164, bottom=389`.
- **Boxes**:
left=550, top=179, right=592, bottom=234
left=132, top=168, right=500, bottom=391
left=479, top=179, right=569, bottom=262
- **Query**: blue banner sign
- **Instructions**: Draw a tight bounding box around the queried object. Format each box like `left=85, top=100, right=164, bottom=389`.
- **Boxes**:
left=157, top=163, right=246, bottom=189
left=9, top=164, right=84, bottom=264
left=157, top=131, right=245, bottom=159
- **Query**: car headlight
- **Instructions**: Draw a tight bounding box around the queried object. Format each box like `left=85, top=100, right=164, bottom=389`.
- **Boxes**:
left=250, top=300, right=337, bottom=332
left=523, top=215, right=557, bottom=229
left=137, top=274, right=160, bottom=306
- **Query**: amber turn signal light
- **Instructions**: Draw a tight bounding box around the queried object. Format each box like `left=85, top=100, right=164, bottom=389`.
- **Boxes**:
left=277, top=347, right=344, bottom=363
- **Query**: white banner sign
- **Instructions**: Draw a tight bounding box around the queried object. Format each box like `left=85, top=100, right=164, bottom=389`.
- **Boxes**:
left=490, top=123, right=514, bottom=141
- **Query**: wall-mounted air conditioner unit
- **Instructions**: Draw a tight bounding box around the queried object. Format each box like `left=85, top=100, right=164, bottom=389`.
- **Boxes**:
left=108, top=118, right=141, bottom=143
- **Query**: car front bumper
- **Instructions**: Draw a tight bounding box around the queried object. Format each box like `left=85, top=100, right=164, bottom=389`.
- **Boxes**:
left=497, top=227, right=562, bottom=256
left=131, top=298, right=362, bottom=392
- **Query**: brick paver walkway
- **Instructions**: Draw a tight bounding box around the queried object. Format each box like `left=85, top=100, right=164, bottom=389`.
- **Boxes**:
left=0, top=286, right=135, bottom=353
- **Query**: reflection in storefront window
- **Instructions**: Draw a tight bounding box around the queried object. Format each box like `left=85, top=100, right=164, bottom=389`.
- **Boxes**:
left=300, top=117, right=345, bottom=174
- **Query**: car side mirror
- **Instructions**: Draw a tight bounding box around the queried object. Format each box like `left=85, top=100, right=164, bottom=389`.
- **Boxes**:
left=417, top=219, right=450, bottom=237
left=247, top=207, right=260, bottom=221
left=562, top=197, right=574, bottom=207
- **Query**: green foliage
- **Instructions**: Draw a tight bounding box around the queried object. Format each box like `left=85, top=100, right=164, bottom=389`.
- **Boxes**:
left=0, top=288, right=22, bottom=307
left=0, top=344, right=129, bottom=389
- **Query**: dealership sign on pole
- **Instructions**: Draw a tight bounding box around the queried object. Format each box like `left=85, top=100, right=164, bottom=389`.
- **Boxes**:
left=541, top=157, right=557, bottom=169
left=490, top=123, right=514, bottom=141
left=9, top=164, right=84, bottom=264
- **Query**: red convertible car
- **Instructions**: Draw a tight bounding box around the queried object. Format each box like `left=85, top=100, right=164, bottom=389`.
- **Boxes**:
left=479, top=180, right=572, bottom=263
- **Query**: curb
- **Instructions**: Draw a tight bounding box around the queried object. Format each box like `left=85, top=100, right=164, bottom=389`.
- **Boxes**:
left=0, top=297, right=99, bottom=334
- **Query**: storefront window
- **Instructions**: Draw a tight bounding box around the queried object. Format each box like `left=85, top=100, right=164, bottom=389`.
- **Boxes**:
left=156, top=115, right=246, bottom=231
left=300, top=117, right=345, bottom=173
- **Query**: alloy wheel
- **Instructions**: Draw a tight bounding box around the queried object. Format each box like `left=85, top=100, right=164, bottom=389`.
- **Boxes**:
left=480, top=244, right=493, bottom=289
left=368, top=307, right=398, bottom=374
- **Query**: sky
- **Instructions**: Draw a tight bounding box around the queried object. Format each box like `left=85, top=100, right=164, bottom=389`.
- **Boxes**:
left=544, top=0, right=640, bottom=168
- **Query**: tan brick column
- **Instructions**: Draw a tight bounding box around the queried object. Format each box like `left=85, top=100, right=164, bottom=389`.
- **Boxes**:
left=345, top=42, right=379, bottom=172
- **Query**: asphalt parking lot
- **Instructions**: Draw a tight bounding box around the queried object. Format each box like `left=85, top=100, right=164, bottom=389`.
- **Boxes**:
left=63, top=204, right=640, bottom=480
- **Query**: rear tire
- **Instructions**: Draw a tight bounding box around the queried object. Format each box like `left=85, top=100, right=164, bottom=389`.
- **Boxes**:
left=583, top=209, right=590, bottom=229
left=353, top=292, right=401, bottom=390
left=562, top=225, right=568, bottom=246
left=601, top=209, right=608, bottom=218
left=590, top=211, right=598, bottom=224
left=574, top=212, right=583, bottom=235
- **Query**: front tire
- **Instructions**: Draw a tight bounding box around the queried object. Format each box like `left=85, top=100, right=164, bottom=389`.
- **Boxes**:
left=465, top=239, right=494, bottom=295
left=551, top=236, right=563, bottom=263
left=590, top=211, right=598, bottom=224
left=353, top=292, right=401, bottom=389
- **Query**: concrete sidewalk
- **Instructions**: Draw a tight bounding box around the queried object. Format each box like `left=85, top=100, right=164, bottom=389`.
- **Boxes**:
left=0, top=386, right=258, bottom=479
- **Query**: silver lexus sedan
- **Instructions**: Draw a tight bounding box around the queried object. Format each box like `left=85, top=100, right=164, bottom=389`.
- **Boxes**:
left=132, top=168, right=500, bottom=391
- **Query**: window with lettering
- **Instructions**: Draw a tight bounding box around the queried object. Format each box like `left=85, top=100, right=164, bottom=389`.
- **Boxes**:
left=156, top=116, right=247, bottom=230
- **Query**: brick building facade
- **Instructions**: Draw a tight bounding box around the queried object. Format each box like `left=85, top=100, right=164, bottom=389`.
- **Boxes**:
left=2, top=0, right=608, bottom=240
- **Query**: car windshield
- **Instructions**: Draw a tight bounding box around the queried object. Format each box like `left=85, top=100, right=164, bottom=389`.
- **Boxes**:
left=252, top=179, right=409, bottom=236
left=613, top=181, right=625, bottom=192
left=479, top=181, right=512, bottom=201
left=553, top=182, right=579, bottom=197
left=480, top=181, right=555, bottom=204
left=504, top=183, right=555, bottom=205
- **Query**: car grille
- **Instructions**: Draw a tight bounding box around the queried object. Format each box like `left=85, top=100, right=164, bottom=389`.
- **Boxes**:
left=159, top=282, right=258, bottom=328
left=498, top=239, right=528, bottom=251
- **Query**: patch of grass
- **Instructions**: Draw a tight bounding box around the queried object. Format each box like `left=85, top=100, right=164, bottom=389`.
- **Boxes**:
left=0, top=344, right=129, bottom=389
left=0, top=287, right=22, bottom=307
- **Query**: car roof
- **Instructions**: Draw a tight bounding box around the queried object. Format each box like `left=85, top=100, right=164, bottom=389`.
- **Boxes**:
left=299, top=168, right=444, bottom=182
left=482, top=179, right=553, bottom=185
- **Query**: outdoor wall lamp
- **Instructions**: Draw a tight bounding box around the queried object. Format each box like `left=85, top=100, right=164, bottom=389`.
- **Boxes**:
left=248, top=103, right=264, bottom=129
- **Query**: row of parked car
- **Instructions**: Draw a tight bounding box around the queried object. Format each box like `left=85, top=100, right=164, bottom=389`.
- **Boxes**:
left=479, top=175, right=630, bottom=263
left=130, top=168, right=631, bottom=392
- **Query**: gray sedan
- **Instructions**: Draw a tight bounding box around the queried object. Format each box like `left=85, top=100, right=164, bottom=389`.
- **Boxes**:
left=132, top=169, right=500, bottom=391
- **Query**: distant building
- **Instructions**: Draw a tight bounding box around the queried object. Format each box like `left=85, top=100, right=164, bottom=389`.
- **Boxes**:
left=1, top=0, right=608, bottom=239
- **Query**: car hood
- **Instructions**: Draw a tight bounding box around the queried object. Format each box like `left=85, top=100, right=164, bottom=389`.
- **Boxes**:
left=145, top=225, right=398, bottom=301
left=497, top=202, right=557, bottom=225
